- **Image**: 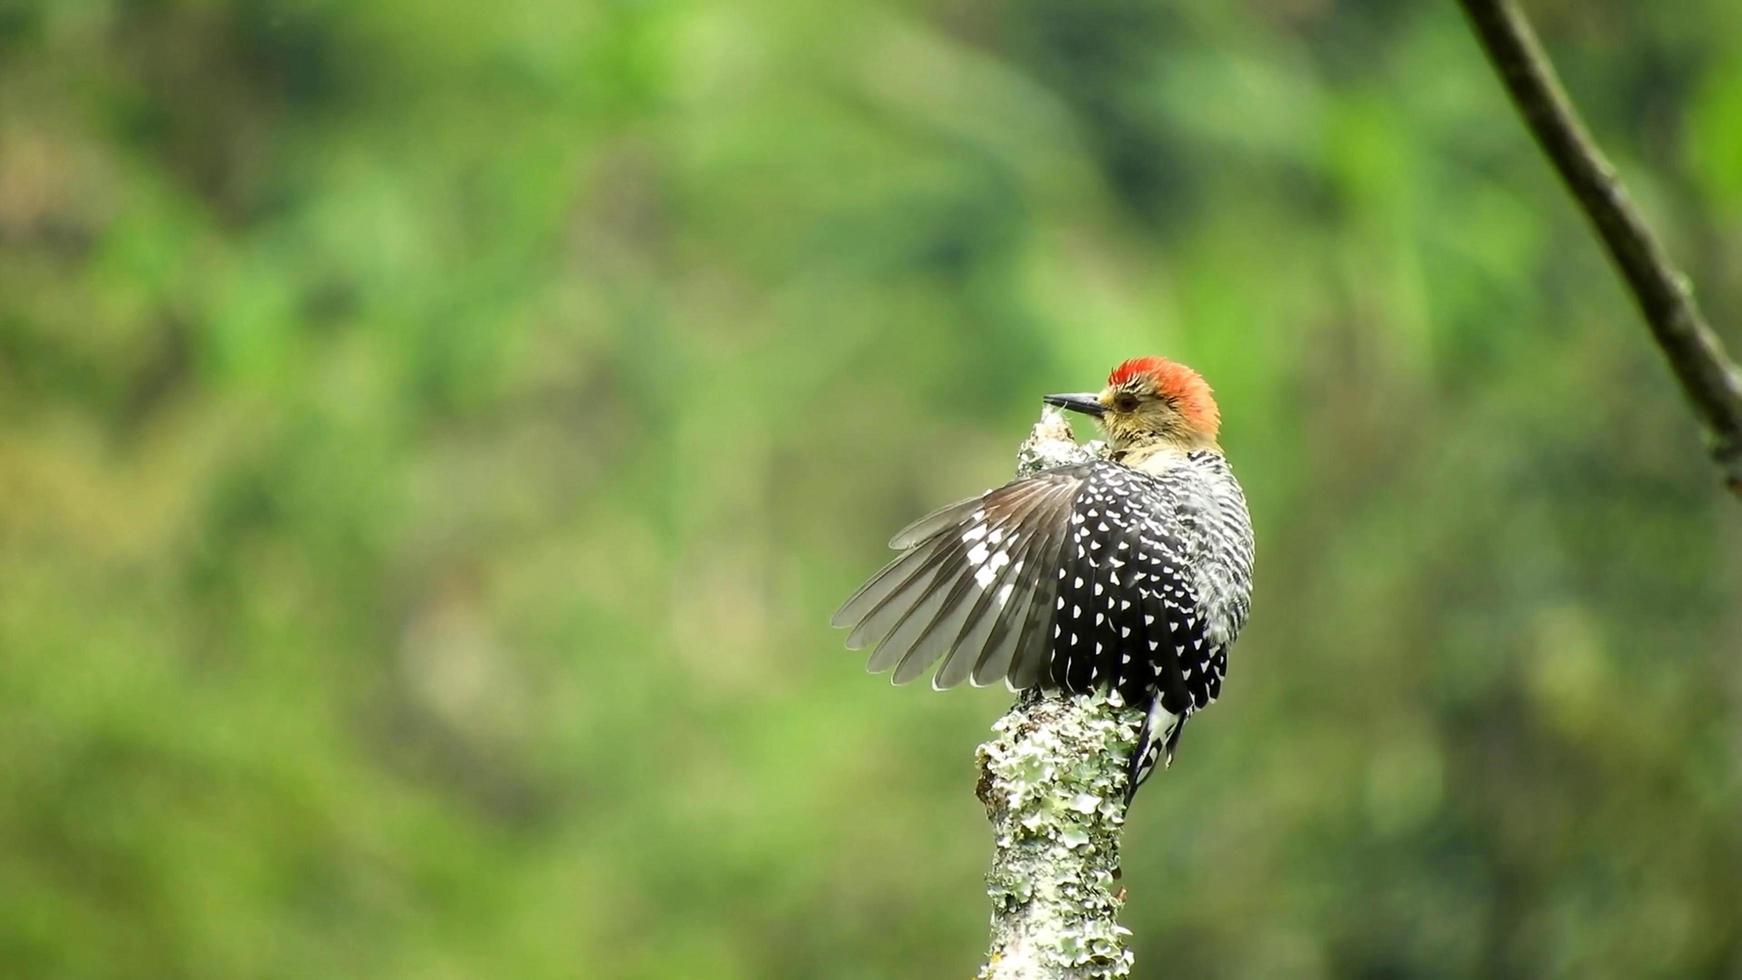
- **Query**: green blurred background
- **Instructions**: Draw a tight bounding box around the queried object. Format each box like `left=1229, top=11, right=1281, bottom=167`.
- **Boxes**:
left=3, top=0, right=1741, bottom=977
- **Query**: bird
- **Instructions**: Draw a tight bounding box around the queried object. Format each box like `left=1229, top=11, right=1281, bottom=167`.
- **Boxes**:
left=831, top=356, right=1254, bottom=804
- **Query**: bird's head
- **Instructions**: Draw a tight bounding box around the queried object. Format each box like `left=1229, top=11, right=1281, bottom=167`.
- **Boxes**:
left=1043, top=356, right=1221, bottom=452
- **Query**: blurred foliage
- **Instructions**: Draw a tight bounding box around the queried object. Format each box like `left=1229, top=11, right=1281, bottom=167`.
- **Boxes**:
left=2, top=0, right=1741, bottom=977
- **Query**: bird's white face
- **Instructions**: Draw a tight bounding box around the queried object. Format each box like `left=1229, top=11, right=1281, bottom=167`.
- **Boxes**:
left=1045, top=357, right=1222, bottom=454
left=1095, top=379, right=1202, bottom=450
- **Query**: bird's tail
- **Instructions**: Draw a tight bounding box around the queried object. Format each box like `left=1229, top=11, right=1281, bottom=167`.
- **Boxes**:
left=1124, top=700, right=1183, bottom=806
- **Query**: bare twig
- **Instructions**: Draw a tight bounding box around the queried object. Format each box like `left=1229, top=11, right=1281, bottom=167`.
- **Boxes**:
left=976, top=409, right=1143, bottom=980
left=1456, top=0, right=1742, bottom=496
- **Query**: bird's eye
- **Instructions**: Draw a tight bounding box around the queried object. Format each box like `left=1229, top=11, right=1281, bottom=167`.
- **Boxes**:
left=1113, top=393, right=1139, bottom=412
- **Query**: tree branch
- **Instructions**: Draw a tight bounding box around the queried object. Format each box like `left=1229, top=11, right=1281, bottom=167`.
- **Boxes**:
left=975, top=409, right=1144, bottom=980
left=1456, top=0, right=1742, bottom=496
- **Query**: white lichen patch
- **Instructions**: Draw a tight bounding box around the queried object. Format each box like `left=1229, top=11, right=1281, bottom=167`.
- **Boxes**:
left=1015, top=407, right=1109, bottom=478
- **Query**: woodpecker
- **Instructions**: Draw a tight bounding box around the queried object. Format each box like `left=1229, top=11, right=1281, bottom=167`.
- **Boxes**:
left=832, top=356, right=1254, bottom=804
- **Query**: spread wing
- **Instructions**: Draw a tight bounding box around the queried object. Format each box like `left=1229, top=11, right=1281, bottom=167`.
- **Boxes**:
left=831, top=465, right=1090, bottom=690
left=832, top=462, right=1222, bottom=709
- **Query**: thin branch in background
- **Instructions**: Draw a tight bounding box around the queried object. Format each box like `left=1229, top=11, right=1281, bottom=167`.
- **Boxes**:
left=1456, top=0, right=1742, bottom=496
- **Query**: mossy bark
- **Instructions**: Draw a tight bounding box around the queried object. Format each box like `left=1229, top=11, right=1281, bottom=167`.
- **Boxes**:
left=975, top=409, right=1145, bottom=980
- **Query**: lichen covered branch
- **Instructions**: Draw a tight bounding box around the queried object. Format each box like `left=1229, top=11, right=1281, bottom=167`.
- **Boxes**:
left=975, top=410, right=1146, bottom=980
left=1457, top=0, right=1742, bottom=496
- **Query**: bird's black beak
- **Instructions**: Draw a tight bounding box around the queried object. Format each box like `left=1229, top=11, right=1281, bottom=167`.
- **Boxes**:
left=1042, top=392, right=1106, bottom=418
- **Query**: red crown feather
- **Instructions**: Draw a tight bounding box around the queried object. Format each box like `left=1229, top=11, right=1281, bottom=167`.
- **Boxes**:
left=1108, top=356, right=1220, bottom=436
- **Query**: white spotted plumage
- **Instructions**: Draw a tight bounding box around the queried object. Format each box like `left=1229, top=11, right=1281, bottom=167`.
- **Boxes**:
left=833, top=449, right=1253, bottom=803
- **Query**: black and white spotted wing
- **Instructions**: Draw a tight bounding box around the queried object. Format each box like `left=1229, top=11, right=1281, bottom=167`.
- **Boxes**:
left=831, top=467, right=1085, bottom=690
left=832, top=461, right=1227, bottom=718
